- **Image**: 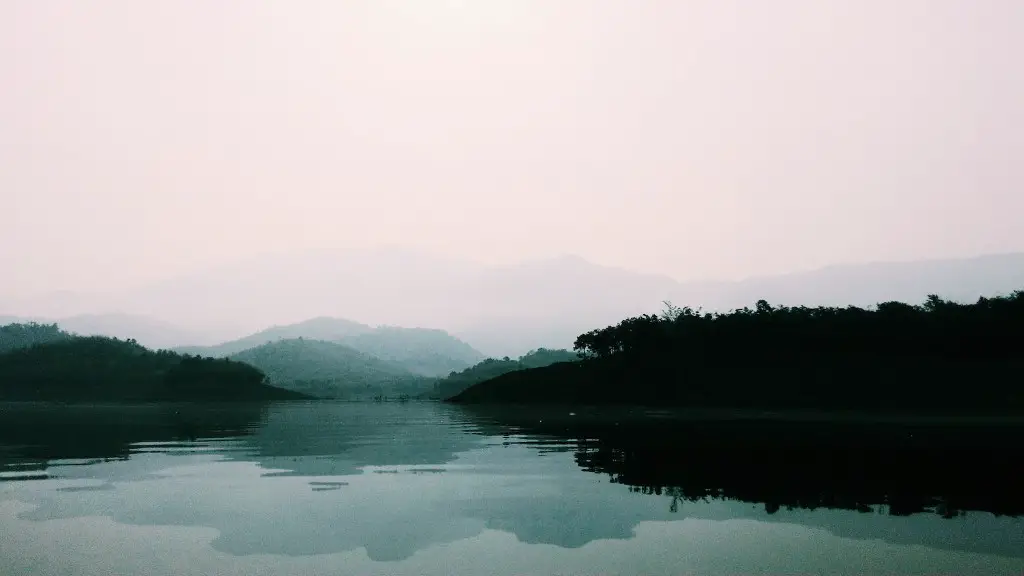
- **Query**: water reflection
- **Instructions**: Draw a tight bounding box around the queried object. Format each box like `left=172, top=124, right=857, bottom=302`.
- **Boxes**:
left=0, top=402, right=266, bottom=480
left=457, top=405, right=1024, bottom=558
left=231, top=402, right=483, bottom=478
left=0, top=401, right=1022, bottom=570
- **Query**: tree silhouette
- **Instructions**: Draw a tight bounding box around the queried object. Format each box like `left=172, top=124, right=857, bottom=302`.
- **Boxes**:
left=456, top=290, right=1024, bottom=413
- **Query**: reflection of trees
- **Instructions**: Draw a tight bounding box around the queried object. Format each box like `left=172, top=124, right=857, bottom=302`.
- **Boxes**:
left=457, top=406, right=1024, bottom=520
left=572, top=421, right=1024, bottom=519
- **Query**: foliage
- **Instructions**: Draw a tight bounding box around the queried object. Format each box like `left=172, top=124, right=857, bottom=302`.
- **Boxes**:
left=0, top=322, right=73, bottom=353
left=451, top=291, right=1024, bottom=413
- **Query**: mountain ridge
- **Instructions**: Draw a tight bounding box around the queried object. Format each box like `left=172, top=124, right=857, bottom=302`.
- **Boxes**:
left=177, top=317, right=485, bottom=377
left=4, top=249, right=1024, bottom=357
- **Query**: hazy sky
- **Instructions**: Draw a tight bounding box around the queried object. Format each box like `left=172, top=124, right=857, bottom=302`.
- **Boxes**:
left=3, top=0, right=1022, bottom=296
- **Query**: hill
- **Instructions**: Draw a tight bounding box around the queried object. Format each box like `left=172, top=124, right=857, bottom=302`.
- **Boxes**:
left=179, top=318, right=484, bottom=377
left=227, top=338, right=436, bottom=399
left=0, top=335, right=307, bottom=402
left=339, top=326, right=485, bottom=376
left=175, top=317, right=373, bottom=358
left=432, top=348, right=579, bottom=400
left=449, top=290, right=1024, bottom=415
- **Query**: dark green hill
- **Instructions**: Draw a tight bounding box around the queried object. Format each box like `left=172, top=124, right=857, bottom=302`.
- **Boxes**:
left=0, top=336, right=306, bottom=402
left=227, top=338, right=435, bottom=399
left=177, top=318, right=484, bottom=377
left=432, top=348, right=578, bottom=399
left=449, top=291, right=1024, bottom=415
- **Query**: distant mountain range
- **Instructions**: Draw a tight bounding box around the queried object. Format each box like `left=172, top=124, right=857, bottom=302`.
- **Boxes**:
left=3, top=249, right=1024, bottom=357
left=176, top=317, right=484, bottom=378
left=0, top=317, right=481, bottom=400
left=174, top=317, right=373, bottom=357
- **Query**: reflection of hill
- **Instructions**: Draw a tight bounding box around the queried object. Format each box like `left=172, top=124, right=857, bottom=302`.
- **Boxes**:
left=4, top=402, right=1022, bottom=561
left=2, top=401, right=494, bottom=562
left=236, top=402, right=484, bottom=477
left=0, top=403, right=268, bottom=475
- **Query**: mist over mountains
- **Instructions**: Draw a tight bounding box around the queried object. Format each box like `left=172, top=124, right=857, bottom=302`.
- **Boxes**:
left=176, top=317, right=484, bottom=378
left=3, top=249, right=1024, bottom=357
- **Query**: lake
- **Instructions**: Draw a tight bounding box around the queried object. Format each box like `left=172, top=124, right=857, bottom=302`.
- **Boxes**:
left=1, top=401, right=1022, bottom=575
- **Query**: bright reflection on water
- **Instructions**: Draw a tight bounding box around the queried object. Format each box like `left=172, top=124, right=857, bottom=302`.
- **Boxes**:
left=0, top=401, right=1022, bottom=575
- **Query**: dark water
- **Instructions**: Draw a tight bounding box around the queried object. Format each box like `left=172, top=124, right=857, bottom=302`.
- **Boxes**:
left=1, top=401, right=1022, bottom=575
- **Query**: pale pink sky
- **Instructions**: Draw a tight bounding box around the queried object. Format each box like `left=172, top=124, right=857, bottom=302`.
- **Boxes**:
left=2, top=0, right=1022, bottom=297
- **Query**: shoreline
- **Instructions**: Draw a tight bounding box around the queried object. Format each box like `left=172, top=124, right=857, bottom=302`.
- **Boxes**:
left=451, top=404, right=1024, bottom=426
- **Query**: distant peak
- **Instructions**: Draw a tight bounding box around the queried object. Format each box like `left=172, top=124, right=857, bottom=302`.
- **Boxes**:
left=553, top=254, right=590, bottom=264
left=519, top=254, right=594, bottom=268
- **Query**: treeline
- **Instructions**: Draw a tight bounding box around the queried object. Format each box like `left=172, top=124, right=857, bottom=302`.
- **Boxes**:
left=0, top=322, right=73, bottom=353
left=432, top=348, right=578, bottom=399
left=451, top=291, right=1024, bottom=413
left=0, top=332, right=307, bottom=402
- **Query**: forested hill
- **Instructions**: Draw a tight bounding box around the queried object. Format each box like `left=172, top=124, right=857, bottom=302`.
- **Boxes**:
left=450, top=291, right=1024, bottom=415
left=432, top=348, right=578, bottom=400
left=0, top=333, right=307, bottom=402
left=228, top=338, right=436, bottom=399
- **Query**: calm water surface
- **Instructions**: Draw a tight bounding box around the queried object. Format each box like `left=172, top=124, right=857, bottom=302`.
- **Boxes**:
left=1, top=401, right=1022, bottom=575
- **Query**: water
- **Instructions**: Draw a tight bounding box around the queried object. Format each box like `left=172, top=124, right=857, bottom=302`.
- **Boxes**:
left=0, top=401, right=1022, bottom=575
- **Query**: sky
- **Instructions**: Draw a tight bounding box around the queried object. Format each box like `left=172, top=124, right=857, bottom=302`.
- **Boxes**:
left=2, top=0, right=1022, bottom=297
